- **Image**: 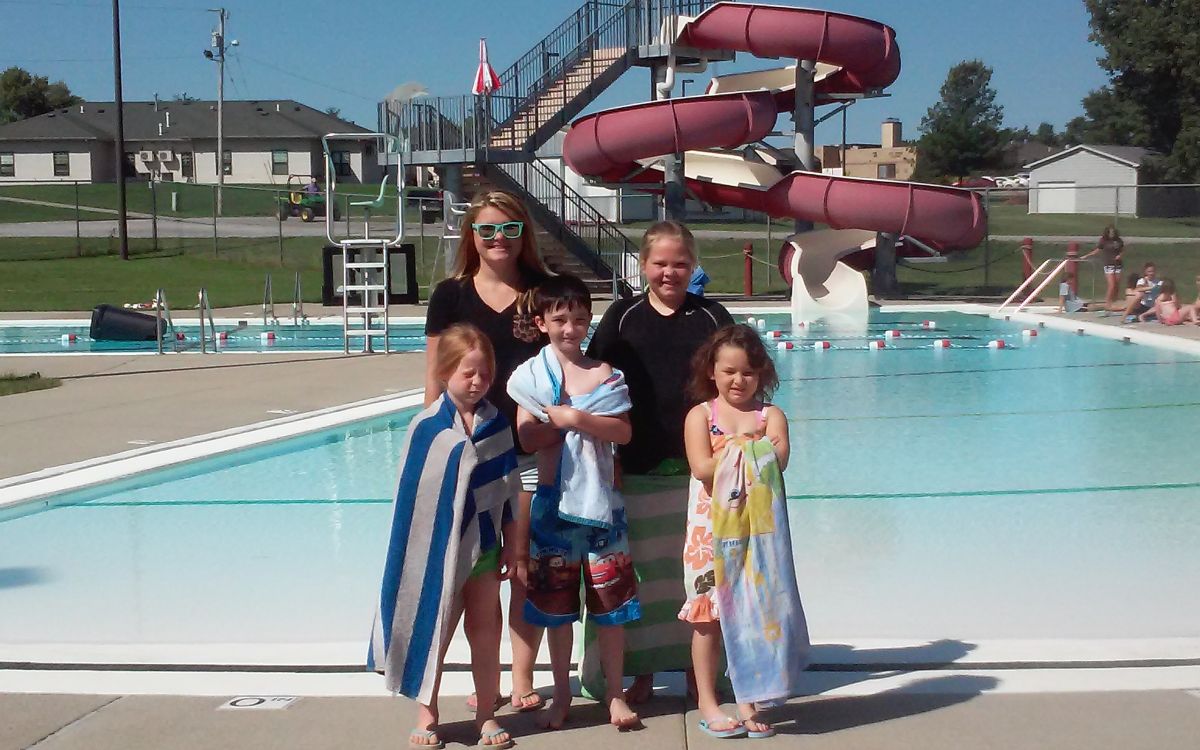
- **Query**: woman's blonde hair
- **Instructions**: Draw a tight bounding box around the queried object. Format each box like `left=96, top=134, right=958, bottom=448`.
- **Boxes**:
left=453, top=191, right=549, bottom=342
left=639, top=220, right=698, bottom=266
left=453, top=191, right=549, bottom=281
left=434, top=323, right=496, bottom=384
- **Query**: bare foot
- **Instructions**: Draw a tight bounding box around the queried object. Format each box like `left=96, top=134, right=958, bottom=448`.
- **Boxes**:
left=410, top=708, right=442, bottom=750
left=540, top=695, right=571, bottom=731
left=624, top=673, right=653, bottom=705
left=608, top=694, right=641, bottom=730
left=476, top=718, right=513, bottom=748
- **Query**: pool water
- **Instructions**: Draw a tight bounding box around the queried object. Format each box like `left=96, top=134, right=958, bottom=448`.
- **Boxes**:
left=0, top=322, right=428, bottom=354
left=1, top=311, right=1198, bottom=656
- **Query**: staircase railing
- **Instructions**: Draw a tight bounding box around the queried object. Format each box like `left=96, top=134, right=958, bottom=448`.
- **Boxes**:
left=382, top=0, right=718, bottom=158
left=493, top=159, right=639, bottom=298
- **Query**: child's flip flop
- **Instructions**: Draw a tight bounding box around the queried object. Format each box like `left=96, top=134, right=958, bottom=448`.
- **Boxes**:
left=408, top=729, right=444, bottom=750
left=477, top=727, right=514, bottom=749
left=511, top=690, right=545, bottom=712
left=698, top=718, right=747, bottom=739
left=746, top=724, right=777, bottom=739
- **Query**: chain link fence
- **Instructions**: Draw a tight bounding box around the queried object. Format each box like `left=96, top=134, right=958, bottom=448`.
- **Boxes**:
left=2, top=180, right=1199, bottom=307
left=0, top=180, right=449, bottom=310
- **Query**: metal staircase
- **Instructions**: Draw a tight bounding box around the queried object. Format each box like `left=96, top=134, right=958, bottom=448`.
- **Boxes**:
left=380, top=0, right=726, bottom=296
left=489, top=160, right=638, bottom=298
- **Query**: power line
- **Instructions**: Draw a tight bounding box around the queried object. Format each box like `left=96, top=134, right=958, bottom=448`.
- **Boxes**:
left=0, top=0, right=206, bottom=9
left=238, top=52, right=379, bottom=102
left=10, top=55, right=196, bottom=63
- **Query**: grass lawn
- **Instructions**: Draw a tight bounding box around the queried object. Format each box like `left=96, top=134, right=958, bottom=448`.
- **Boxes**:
left=0, top=233, right=446, bottom=311
left=897, top=239, right=1200, bottom=298
left=984, top=200, right=1200, bottom=238
left=0, top=373, right=61, bottom=396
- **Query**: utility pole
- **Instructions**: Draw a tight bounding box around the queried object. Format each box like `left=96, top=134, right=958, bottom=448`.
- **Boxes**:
left=112, top=0, right=129, bottom=260
left=206, top=8, right=227, bottom=215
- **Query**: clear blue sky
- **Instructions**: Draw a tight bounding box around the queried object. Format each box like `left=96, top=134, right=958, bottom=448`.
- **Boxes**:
left=4, top=0, right=1107, bottom=145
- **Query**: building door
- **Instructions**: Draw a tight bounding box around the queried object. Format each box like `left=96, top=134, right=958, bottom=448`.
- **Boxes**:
left=1036, top=181, right=1076, bottom=213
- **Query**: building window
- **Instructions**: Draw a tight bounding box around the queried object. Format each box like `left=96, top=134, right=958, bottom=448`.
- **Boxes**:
left=0, top=152, right=13, bottom=177
left=877, top=163, right=897, bottom=179
left=53, top=151, right=70, bottom=177
left=181, top=152, right=194, bottom=179
left=123, top=152, right=136, bottom=179
left=222, top=150, right=232, bottom=176
left=331, top=150, right=351, bottom=177
left=271, top=149, right=289, bottom=176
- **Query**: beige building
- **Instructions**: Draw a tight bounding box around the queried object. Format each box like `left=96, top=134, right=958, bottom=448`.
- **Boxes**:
left=819, top=119, right=916, bottom=180
left=0, top=99, right=383, bottom=185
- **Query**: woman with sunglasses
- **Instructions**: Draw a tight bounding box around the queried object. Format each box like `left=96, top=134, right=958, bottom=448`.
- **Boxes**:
left=422, top=191, right=555, bottom=732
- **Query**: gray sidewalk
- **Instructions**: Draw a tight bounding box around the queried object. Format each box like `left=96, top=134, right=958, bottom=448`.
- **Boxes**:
left=5, top=690, right=1200, bottom=750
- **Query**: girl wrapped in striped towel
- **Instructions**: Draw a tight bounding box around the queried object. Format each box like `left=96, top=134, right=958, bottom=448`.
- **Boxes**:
left=369, top=324, right=521, bottom=750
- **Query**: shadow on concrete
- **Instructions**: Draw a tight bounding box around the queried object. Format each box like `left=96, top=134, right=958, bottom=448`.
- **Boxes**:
left=811, top=639, right=978, bottom=670
left=0, top=566, right=52, bottom=589
left=774, top=674, right=1000, bottom=735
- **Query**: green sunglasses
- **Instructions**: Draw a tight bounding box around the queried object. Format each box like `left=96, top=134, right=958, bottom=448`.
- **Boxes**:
left=472, top=221, right=524, bottom=240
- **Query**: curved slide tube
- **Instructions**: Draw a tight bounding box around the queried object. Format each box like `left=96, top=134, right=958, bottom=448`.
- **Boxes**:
left=784, top=229, right=873, bottom=325
left=563, top=2, right=987, bottom=265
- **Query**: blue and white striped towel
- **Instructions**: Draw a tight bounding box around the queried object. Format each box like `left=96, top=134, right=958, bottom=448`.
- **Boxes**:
left=368, top=393, right=519, bottom=701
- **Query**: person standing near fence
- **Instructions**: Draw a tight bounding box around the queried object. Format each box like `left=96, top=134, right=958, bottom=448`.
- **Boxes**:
left=1083, top=225, right=1124, bottom=309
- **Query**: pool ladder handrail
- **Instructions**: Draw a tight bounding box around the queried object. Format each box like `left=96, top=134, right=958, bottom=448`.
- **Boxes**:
left=262, top=273, right=279, bottom=327
left=153, top=288, right=180, bottom=354
left=197, top=287, right=218, bottom=354
left=996, top=258, right=1071, bottom=314
left=292, top=270, right=307, bottom=325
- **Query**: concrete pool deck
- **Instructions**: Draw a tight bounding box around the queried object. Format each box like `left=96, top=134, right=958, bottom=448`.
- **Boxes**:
left=3, top=301, right=1200, bottom=749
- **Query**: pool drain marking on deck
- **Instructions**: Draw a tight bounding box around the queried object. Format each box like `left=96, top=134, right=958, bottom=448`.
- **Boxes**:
left=218, top=696, right=299, bottom=710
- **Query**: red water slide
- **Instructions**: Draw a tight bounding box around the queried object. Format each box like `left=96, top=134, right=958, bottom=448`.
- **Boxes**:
left=562, top=2, right=986, bottom=253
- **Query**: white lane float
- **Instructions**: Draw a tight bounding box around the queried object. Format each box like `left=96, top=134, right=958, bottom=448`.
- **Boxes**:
left=922, top=320, right=937, bottom=330
left=987, top=339, right=1006, bottom=349
left=933, top=339, right=951, bottom=349
left=814, top=340, right=831, bottom=350
left=869, top=340, right=886, bottom=350
left=60, top=333, right=77, bottom=345
left=775, top=341, right=795, bottom=351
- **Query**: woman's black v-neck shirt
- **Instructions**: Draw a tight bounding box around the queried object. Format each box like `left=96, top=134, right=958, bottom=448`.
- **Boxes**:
left=426, top=276, right=548, bottom=450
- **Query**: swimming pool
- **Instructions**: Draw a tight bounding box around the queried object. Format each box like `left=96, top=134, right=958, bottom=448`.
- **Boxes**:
left=0, top=320, right=429, bottom=354
left=1, top=310, right=1198, bottom=668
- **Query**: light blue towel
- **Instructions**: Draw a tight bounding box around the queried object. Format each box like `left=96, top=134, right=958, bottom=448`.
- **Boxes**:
left=507, top=346, right=631, bottom=528
left=367, top=394, right=519, bottom=702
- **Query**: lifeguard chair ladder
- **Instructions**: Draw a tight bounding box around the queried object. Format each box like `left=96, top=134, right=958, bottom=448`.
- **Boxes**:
left=996, top=258, right=1071, bottom=314
left=323, top=133, right=406, bottom=354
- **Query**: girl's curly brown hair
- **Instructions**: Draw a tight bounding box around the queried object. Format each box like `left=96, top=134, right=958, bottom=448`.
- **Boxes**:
left=687, top=324, right=779, bottom=403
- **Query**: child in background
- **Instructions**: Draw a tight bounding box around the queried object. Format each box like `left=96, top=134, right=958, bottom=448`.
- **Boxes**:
left=508, top=274, right=641, bottom=731
left=370, top=323, right=518, bottom=750
left=1058, top=276, right=1087, bottom=313
left=681, top=325, right=809, bottom=739
left=1182, top=276, right=1200, bottom=325
left=1141, top=278, right=1183, bottom=325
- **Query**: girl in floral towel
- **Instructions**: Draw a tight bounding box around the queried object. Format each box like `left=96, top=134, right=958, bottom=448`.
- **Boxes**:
left=681, top=324, right=809, bottom=739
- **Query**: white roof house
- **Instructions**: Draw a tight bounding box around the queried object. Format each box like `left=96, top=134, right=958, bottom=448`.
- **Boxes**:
left=1023, top=144, right=1152, bottom=215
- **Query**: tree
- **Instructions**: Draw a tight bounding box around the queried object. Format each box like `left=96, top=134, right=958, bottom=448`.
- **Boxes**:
left=913, top=60, right=1006, bottom=182
left=1083, top=0, right=1200, bottom=181
left=324, top=106, right=342, bottom=118
left=1034, top=122, right=1058, bottom=146
left=172, top=92, right=200, bottom=102
left=0, top=67, right=82, bottom=123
